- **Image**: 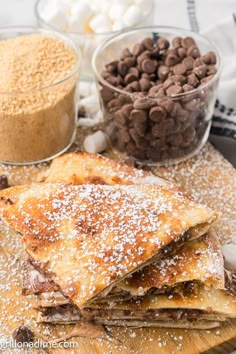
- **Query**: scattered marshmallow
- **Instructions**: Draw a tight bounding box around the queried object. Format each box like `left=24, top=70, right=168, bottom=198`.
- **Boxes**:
left=78, top=94, right=100, bottom=117
left=84, top=131, right=108, bottom=153
left=222, top=244, right=236, bottom=270
left=78, top=111, right=103, bottom=127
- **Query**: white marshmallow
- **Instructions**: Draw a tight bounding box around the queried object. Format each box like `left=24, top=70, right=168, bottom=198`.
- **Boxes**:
left=41, top=0, right=68, bottom=29
left=78, top=111, right=103, bottom=127
left=222, top=244, right=236, bottom=270
left=108, top=4, right=127, bottom=22
left=89, top=13, right=111, bottom=33
left=78, top=95, right=100, bottom=117
left=79, top=81, right=93, bottom=98
left=112, top=21, right=124, bottom=32
left=69, top=1, right=93, bottom=32
left=84, top=131, right=107, bottom=153
left=123, top=5, right=142, bottom=27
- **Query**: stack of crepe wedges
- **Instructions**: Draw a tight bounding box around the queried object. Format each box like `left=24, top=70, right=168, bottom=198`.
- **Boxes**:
left=1, top=152, right=236, bottom=330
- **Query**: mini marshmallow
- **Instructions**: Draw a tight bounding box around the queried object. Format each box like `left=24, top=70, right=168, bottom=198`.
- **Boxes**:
left=41, top=0, right=68, bottom=29
left=222, top=244, right=236, bottom=270
left=123, top=5, right=142, bottom=27
left=112, top=21, right=124, bottom=32
left=77, top=110, right=103, bottom=127
left=69, top=1, right=93, bottom=32
left=79, top=81, right=93, bottom=98
left=89, top=13, right=112, bottom=33
left=84, top=131, right=107, bottom=153
left=78, top=95, right=100, bottom=117
left=108, top=4, right=127, bottom=22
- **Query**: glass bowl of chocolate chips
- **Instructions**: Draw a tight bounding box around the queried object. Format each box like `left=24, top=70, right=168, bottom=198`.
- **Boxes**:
left=92, top=26, right=222, bottom=165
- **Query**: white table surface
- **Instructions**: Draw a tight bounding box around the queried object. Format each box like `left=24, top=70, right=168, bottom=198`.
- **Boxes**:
left=1, top=0, right=236, bottom=167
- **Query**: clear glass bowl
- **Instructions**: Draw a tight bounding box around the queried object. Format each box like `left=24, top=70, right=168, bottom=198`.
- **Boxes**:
left=92, top=26, right=222, bottom=165
left=0, top=27, right=80, bottom=165
left=35, top=0, right=154, bottom=81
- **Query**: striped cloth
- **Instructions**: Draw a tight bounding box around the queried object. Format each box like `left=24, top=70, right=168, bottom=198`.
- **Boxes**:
left=153, top=0, right=236, bottom=161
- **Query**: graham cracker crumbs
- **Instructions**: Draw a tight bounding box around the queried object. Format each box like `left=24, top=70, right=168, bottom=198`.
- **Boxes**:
left=0, top=33, right=78, bottom=163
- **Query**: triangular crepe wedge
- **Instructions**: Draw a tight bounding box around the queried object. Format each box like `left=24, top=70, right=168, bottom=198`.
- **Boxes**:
left=39, top=151, right=171, bottom=187
left=22, top=230, right=224, bottom=307
left=0, top=182, right=218, bottom=308
left=116, top=230, right=225, bottom=299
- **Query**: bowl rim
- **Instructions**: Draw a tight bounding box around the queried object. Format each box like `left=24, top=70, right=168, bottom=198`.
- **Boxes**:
left=0, top=25, right=81, bottom=95
left=34, top=0, right=154, bottom=36
left=92, top=25, right=223, bottom=99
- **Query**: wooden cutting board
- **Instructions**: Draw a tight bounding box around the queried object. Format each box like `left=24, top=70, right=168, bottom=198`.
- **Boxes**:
left=0, top=140, right=236, bottom=354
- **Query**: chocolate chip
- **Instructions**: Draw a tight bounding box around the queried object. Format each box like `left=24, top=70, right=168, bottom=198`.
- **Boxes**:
left=117, top=61, right=128, bottom=76
left=172, top=36, right=182, bottom=48
left=166, top=85, right=183, bottom=96
left=13, top=326, right=34, bottom=344
left=114, top=111, right=126, bottom=126
left=0, top=175, right=9, bottom=190
left=158, top=65, right=169, bottom=80
left=134, top=121, right=146, bottom=136
left=193, top=65, right=208, bottom=79
left=173, top=63, right=187, bottom=75
left=127, top=81, right=140, bottom=92
left=134, top=98, right=153, bottom=110
left=207, top=65, right=217, bottom=75
left=126, top=141, right=137, bottom=154
left=124, top=73, right=138, bottom=85
left=128, top=67, right=140, bottom=78
left=159, top=99, right=174, bottom=113
left=139, top=78, right=152, bottom=92
left=163, top=78, right=174, bottom=89
left=157, top=37, right=170, bottom=50
left=183, top=84, right=194, bottom=92
left=105, top=60, right=118, bottom=73
left=149, top=106, right=167, bottom=122
left=106, top=75, right=120, bottom=86
left=182, top=126, right=196, bottom=146
left=201, top=75, right=215, bottom=84
left=187, top=46, right=200, bottom=58
left=142, top=37, right=154, bottom=50
left=203, top=51, right=217, bottom=65
left=100, top=85, right=114, bottom=102
left=177, top=47, right=187, bottom=59
left=121, top=48, right=132, bottom=59
left=141, top=59, right=157, bottom=73
left=165, top=54, right=179, bottom=67
left=183, top=56, right=194, bottom=70
left=146, top=148, right=161, bottom=162
left=169, top=75, right=186, bottom=86
left=130, top=109, right=148, bottom=123
left=187, top=73, right=199, bottom=87
left=124, top=57, right=136, bottom=69
left=152, top=123, right=166, bottom=138
left=182, top=37, right=196, bottom=48
left=101, top=70, right=110, bottom=79
left=148, top=84, right=163, bottom=96
left=133, top=43, right=145, bottom=56
left=193, top=58, right=204, bottom=68
left=167, top=133, right=183, bottom=146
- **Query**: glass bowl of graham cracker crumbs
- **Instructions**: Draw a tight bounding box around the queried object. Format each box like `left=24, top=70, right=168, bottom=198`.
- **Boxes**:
left=0, top=26, right=81, bottom=165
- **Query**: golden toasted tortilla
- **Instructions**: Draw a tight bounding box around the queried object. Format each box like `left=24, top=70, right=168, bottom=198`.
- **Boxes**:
left=40, top=151, right=170, bottom=187
left=0, top=182, right=217, bottom=308
left=87, top=286, right=236, bottom=317
left=118, top=230, right=225, bottom=295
